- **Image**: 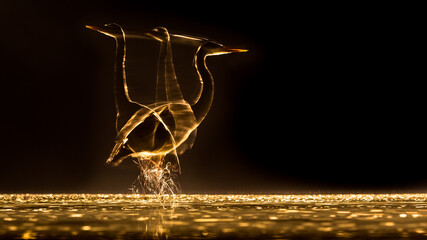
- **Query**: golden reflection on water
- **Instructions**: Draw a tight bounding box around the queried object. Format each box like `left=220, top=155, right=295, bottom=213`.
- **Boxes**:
left=1, top=194, right=427, bottom=239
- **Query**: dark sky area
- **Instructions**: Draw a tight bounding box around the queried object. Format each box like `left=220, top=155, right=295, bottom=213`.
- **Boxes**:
left=0, top=1, right=425, bottom=194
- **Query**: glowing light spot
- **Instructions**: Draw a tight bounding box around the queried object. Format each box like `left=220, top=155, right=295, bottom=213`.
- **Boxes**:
left=399, top=213, right=407, bottom=218
left=239, top=222, right=250, bottom=227
left=8, top=226, right=18, bottom=231
left=195, top=226, right=206, bottom=231
left=21, top=231, right=36, bottom=240
left=285, top=210, right=299, bottom=213
left=137, top=217, right=149, bottom=221
left=194, top=218, right=234, bottom=222
left=222, top=228, right=235, bottom=233
left=81, top=226, right=91, bottom=231
left=337, top=211, right=350, bottom=214
left=70, top=214, right=83, bottom=218
left=337, top=223, right=356, bottom=228
left=317, top=227, right=333, bottom=232
left=382, top=222, right=395, bottom=227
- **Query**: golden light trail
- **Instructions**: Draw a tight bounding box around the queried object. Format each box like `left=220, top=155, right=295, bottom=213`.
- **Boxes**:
left=87, top=24, right=247, bottom=194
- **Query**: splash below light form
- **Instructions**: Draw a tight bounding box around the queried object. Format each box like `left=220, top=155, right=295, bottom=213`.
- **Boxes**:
left=87, top=24, right=247, bottom=194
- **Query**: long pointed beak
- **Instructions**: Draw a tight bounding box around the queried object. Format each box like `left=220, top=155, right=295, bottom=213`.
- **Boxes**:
left=86, top=25, right=249, bottom=52
left=86, top=24, right=202, bottom=45
left=226, top=48, right=249, bottom=53
left=86, top=25, right=121, bottom=38
left=85, top=25, right=101, bottom=31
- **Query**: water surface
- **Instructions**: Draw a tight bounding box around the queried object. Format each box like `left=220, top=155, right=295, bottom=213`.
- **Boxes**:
left=1, top=194, right=427, bottom=239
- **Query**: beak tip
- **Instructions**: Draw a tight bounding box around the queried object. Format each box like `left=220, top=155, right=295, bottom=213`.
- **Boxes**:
left=85, top=25, right=99, bottom=31
left=224, top=46, right=249, bottom=53
left=85, top=24, right=119, bottom=38
left=230, top=48, right=249, bottom=53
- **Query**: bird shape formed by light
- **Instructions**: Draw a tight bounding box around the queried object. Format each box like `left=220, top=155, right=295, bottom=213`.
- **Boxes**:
left=87, top=24, right=247, bottom=192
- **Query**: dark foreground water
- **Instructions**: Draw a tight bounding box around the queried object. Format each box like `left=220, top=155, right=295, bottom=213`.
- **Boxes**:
left=1, top=194, right=427, bottom=239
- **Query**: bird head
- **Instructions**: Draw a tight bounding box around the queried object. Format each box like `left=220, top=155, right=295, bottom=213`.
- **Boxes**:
left=145, top=27, right=170, bottom=42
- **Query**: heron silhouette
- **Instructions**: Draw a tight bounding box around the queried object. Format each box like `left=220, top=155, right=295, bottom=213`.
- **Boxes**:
left=87, top=24, right=247, bottom=172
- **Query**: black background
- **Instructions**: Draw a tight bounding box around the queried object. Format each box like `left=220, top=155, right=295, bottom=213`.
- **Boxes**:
left=0, top=1, right=425, bottom=193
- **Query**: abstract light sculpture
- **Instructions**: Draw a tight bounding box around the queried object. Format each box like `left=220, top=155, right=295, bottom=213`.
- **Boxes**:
left=87, top=24, right=247, bottom=194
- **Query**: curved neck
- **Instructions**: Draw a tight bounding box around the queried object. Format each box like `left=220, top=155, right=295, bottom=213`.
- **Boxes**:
left=113, top=35, right=140, bottom=131
left=192, top=50, right=214, bottom=124
left=88, top=24, right=141, bottom=131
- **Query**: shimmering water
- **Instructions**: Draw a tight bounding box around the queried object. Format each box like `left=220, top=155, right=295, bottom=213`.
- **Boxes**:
left=1, top=194, right=427, bottom=239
